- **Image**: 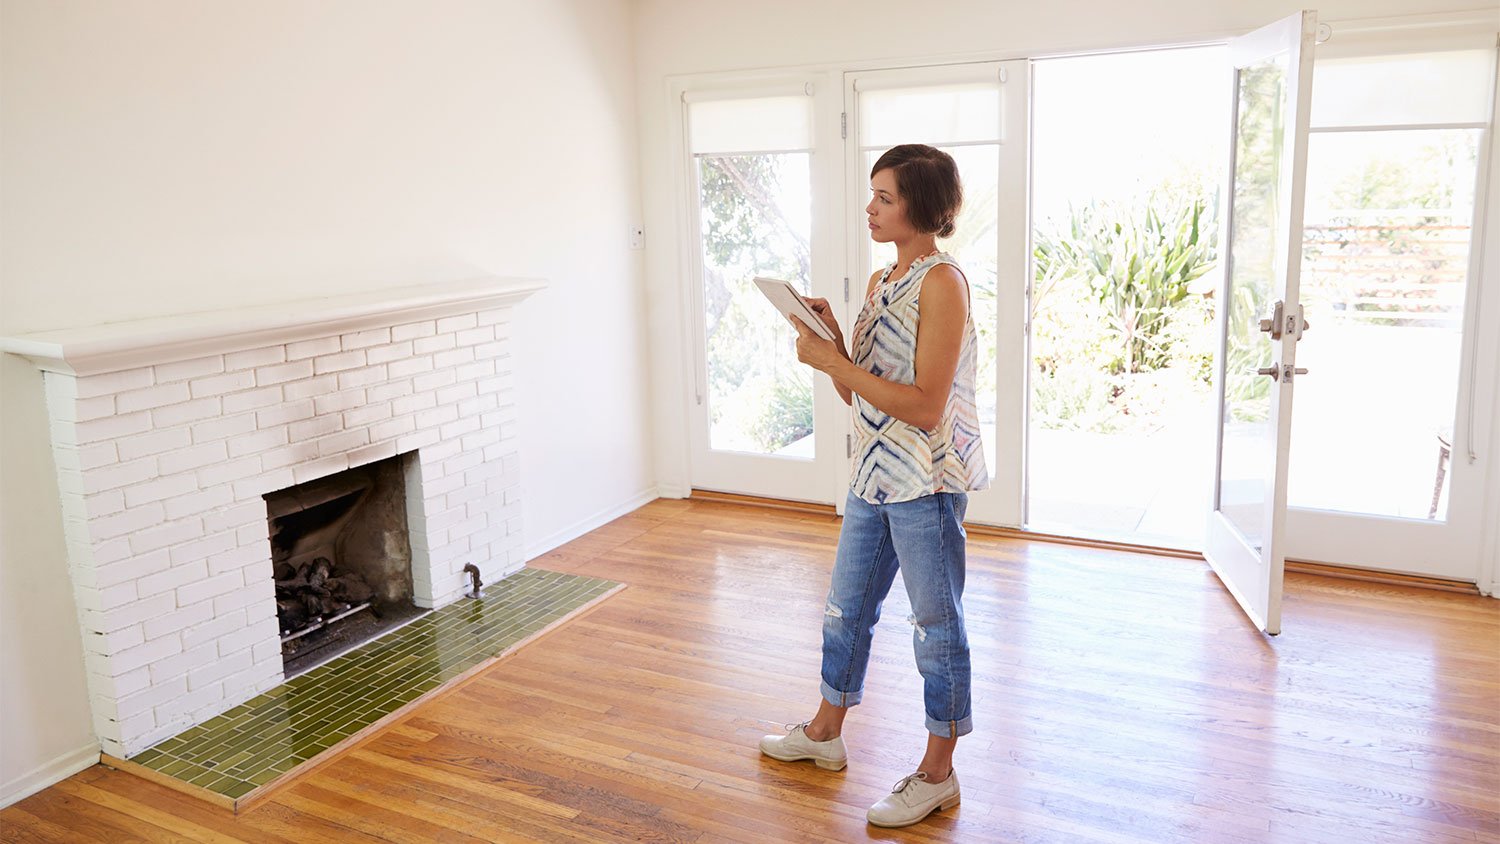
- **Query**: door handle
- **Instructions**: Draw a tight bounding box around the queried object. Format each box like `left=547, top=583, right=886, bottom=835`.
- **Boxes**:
left=1256, top=365, right=1309, bottom=381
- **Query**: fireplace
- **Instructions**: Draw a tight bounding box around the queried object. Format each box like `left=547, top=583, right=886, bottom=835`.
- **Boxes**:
left=1, top=276, right=543, bottom=757
left=265, top=452, right=427, bottom=676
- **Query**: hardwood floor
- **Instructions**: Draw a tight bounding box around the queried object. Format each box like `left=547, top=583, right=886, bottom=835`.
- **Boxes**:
left=4, top=497, right=1498, bottom=842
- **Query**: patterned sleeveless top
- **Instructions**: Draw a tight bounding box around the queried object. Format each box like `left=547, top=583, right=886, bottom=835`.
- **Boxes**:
left=848, top=251, right=989, bottom=504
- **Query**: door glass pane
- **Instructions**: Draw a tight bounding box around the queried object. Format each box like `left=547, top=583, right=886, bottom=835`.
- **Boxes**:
left=696, top=152, right=814, bottom=455
left=863, top=145, right=999, bottom=473
left=1219, top=55, right=1289, bottom=550
left=1289, top=128, right=1481, bottom=519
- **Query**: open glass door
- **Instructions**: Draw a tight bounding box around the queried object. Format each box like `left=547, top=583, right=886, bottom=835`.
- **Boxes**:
left=1205, top=11, right=1318, bottom=635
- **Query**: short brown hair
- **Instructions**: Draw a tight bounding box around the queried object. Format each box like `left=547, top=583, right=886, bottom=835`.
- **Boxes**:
left=871, top=144, right=963, bottom=238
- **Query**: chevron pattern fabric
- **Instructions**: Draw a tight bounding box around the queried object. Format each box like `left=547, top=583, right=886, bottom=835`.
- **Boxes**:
left=848, top=252, right=990, bottom=504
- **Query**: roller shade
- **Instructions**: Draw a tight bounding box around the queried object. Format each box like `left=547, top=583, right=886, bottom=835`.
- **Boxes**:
left=1311, top=48, right=1496, bottom=128
left=857, top=82, right=1001, bottom=147
left=688, top=94, right=814, bottom=155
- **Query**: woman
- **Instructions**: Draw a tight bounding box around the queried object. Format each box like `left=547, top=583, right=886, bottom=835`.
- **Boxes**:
left=762, top=143, right=989, bottom=829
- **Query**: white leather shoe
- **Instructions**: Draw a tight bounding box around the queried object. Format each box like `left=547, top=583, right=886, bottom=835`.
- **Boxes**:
left=866, top=770, right=960, bottom=828
left=758, top=721, right=847, bottom=771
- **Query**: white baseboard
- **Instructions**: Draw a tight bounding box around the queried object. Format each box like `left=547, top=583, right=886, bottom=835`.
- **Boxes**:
left=656, top=482, right=690, bottom=499
left=0, top=742, right=100, bottom=809
left=524, top=485, right=661, bottom=561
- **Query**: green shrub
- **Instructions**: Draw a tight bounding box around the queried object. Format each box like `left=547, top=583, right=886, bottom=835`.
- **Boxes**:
left=1031, top=360, right=1123, bottom=433
left=1031, top=186, right=1222, bottom=433
left=1035, top=190, right=1218, bottom=375
left=749, top=367, right=813, bottom=452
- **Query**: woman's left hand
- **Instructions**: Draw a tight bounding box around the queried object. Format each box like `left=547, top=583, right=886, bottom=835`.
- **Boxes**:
left=789, top=315, right=844, bottom=372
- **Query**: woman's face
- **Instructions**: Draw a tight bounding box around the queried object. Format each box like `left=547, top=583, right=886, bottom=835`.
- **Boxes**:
left=865, top=168, right=914, bottom=244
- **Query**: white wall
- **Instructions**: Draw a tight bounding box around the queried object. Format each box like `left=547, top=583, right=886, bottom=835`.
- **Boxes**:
left=0, top=356, right=98, bottom=805
left=634, top=0, right=1500, bottom=536
left=0, top=0, right=652, bottom=804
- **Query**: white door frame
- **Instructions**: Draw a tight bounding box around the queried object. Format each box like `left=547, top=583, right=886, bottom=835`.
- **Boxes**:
left=675, top=75, right=847, bottom=504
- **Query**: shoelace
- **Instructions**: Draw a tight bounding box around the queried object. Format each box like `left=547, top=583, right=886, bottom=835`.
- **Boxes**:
left=784, top=720, right=811, bottom=734
left=890, top=771, right=929, bottom=793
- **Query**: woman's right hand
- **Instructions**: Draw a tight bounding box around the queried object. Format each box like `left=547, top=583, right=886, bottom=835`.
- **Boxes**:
left=801, top=296, right=843, bottom=340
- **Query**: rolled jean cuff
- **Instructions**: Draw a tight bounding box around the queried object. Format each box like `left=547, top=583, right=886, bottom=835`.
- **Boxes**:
left=820, top=680, right=863, bottom=708
left=925, top=714, right=973, bottom=739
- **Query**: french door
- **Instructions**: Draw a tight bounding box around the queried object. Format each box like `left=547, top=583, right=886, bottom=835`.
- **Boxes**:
left=682, top=82, right=845, bottom=502
left=1204, top=11, right=1319, bottom=635
left=1282, top=28, right=1499, bottom=581
left=682, top=65, right=1030, bottom=518
left=840, top=61, right=1029, bottom=525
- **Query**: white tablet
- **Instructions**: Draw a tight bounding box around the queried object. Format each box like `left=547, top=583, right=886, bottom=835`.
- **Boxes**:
left=753, top=276, right=837, bottom=342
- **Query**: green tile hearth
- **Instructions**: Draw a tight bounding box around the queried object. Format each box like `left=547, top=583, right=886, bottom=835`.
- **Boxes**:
left=123, top=567, right=619, bottom=802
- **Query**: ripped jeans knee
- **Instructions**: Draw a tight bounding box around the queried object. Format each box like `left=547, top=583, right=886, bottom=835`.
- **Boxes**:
left=906, top=613, right=928, bottom=642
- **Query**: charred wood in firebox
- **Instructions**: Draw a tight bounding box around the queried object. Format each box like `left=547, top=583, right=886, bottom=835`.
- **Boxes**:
left=274, top=555, right=374, bottom=636
left=278, top=598, right=309, bottom=632
left=302, top=592, right=324, bottom=617
left=329, top=575, right=374, bottom=604
left=307, top=557, right=331, bottom=590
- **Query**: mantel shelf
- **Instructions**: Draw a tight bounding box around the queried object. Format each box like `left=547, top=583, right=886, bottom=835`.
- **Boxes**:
left=1, top=276, right=546, bottom=376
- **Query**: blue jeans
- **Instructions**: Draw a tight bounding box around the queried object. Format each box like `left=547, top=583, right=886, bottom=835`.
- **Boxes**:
left=820, top=488, right=973, bottom=739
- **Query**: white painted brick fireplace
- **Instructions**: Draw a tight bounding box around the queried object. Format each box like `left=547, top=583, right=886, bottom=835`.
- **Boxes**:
left=2, top=277, right=543, bottom=758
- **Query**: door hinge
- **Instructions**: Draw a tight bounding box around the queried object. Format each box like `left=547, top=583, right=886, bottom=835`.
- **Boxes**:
left=846, top=434, right=852, bottom=458
left=840, top=112, right=847, bottom=139
left=843, top=276, right=850, bottom=302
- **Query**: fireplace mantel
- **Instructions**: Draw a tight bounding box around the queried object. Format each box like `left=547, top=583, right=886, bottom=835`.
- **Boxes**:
left=1, top=276, right=545, bottom=377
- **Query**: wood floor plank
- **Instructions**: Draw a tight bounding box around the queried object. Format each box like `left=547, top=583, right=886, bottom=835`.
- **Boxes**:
left=12, top=785, right=194, bottom=843
left=44, top=779, right=258, bottom=843
left=4, top=496, right=1497, bottom=842
left=43, top=771, right=298, bottom=844
left=342, top=745, right=581, bottom=821
left=274, top=783, right=493, bottom=844
left=0, top=807, right=103, bottom=844
left=314, top=755, right=604, bottom=843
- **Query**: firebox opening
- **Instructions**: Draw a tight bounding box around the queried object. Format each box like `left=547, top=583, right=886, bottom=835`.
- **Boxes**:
left=264, top=451, right=427, bottom=678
